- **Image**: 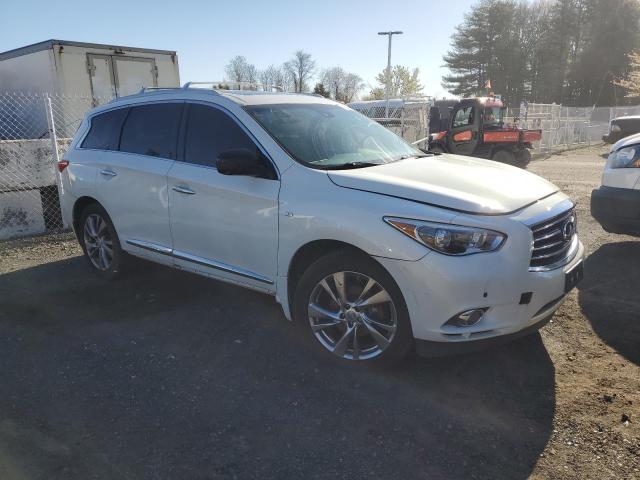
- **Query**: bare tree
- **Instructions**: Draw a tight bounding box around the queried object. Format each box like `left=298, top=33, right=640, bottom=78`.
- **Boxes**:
left=284, top=50, right=316, bottom=92
left=342, top=73, right=364, bottom=103
left=321, top=67, right=364, bottom=102
left=321, top=67, right=345, bottom=99
left=224, top=55, right=258, bottom=87
left=259, top=64, right=288, bottom=91
left=246, top=64, right=258, bottom=84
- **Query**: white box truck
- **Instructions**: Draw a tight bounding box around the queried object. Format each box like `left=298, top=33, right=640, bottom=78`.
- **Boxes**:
left=0, top=39, right=180, bottom=139
left=0, top=40, right=180, bottom=239
left=0, top=39, right=180, bottom=101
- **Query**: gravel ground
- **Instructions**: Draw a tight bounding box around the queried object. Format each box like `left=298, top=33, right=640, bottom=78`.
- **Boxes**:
left=0, top=144, right=638, bottom=479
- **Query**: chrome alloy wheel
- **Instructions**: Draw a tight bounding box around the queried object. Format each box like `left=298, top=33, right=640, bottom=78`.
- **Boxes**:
left=83, top=213, right=113, bottom=271
left=308, top=271, right=397, bottom=360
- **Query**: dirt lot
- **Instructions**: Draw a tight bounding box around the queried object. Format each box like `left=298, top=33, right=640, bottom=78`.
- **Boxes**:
left=0, top=145, right=638, bottom=479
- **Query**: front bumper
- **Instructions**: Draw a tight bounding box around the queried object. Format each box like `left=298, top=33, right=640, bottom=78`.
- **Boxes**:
left=591, top=186, right=640, bottom=236
left=376, top=238, right=585, bottom=353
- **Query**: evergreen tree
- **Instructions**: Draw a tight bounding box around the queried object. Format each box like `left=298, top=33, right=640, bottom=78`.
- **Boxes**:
left=614, top=51, right=640, bottom=100
left=442, top=0, right=640, bottom=107
left=313, top=83, right=330, bottom=98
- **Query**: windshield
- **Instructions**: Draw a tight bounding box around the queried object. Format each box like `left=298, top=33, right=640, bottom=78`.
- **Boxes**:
left=483, top=106, right=504, bottom=127
left=245, top=103, right=425, bottom=169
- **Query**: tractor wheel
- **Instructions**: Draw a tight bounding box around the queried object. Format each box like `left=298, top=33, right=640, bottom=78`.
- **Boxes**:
left=491, top=149, right=517, bottom=166
left=516, top=149, right=532, bottom=167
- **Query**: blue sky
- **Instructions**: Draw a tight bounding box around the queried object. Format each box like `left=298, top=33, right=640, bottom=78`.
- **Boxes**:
left=1, top=0, right=476, bottom=98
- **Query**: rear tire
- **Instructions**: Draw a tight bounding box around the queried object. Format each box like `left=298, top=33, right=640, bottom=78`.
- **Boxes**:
left=79, top=203, right=126, bottom=280
left=515, top=149, right=532, bottom=167
left=492, top=149, right=516, bottom=165
left=293, top=250, right=413, bottom=366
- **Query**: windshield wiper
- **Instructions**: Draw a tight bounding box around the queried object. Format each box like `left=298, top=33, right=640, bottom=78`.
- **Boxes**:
left=320, top=162, right=384, bottom=170
left=396, top=153, right=432, bottom=161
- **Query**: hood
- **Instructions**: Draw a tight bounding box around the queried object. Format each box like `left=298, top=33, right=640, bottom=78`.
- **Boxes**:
left=328, top=154, right=558, bottom=215
left=612, top=132, right=640, bottom=152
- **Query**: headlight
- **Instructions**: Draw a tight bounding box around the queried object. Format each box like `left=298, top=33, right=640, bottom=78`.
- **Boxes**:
left=607, top=146, right=640, bottom=169
left=384, top=217, right=506, bottom=255
left=610, top=124, right=621, bottom=133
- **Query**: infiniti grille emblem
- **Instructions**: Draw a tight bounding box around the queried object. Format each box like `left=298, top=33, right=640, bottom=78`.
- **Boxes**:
left=562, top=217, right=575, bottom=241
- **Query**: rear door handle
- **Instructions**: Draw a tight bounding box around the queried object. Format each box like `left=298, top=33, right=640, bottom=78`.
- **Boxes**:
left=172, top=185, right=196, bottom=195
left=100, top=169, right=117, bottom=177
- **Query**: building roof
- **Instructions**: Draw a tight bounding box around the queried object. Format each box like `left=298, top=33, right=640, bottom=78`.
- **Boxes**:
left=0, top=39, right=176, bottom=61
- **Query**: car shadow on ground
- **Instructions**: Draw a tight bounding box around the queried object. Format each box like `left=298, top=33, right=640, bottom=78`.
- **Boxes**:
left=578, top=241, right=640, bottom=366
left=0, top=256, right=555, bottom=479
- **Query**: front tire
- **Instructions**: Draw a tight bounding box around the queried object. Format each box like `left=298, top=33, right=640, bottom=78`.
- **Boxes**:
left=293, top=250, right=413, bottom=366
left=79, top=204, right=125, bottom=280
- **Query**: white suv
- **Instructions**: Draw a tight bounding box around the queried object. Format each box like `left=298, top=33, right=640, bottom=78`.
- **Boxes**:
left=59, top=85, right=585, bottom=364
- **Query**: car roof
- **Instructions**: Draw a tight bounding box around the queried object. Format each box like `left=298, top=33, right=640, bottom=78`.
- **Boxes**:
left=102, top=88, right=337, bottom=108
left=612, top=115, right=640, bottom=121
left=612, top=132, right=640, bottom=151
left=219, top=90, right=337, bottom=106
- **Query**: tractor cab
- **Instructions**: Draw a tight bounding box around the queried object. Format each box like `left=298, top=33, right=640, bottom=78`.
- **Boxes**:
left=429, top=96, right=541, bottom=168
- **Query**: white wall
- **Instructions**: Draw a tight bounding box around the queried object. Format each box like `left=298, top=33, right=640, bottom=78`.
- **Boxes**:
left=0, top=138, right=71, bottom=239
left=0, top=50, right=55, bottom=92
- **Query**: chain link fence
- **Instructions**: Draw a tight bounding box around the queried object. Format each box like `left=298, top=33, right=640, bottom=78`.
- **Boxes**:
left=505, top=103, right=640, bottom=155
left=347, top=98, right=431, bottom=147
left=0, top=92, right=102, bottom=239
left=1, top=90, right=639, bottom=240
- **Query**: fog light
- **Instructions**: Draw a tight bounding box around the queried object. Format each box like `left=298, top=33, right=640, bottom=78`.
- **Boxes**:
left=444, top=308, right=488, bottom=327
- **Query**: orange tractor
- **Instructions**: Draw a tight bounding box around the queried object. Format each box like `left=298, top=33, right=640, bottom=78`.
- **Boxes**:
left=428, top=96, right=541, bottom=167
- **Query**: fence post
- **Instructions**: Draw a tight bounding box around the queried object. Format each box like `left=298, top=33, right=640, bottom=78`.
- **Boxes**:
left=44, top=94, right=67, bottom=229
left=45, top=95, right=60, bottom=166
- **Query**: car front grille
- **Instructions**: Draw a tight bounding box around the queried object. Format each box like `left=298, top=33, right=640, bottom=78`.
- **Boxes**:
left=529, top=208, right=577, bottom=270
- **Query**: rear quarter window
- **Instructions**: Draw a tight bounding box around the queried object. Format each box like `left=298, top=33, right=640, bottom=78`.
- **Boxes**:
left=119, top=103, right=183, bottom=159
left=81, top=108, right=129, bottom=150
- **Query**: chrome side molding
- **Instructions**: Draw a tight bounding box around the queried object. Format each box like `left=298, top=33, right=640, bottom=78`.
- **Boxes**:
left=126, top=239, right=172, bottom=255
left=172, top=250, right=273, bottom=284
left=125, top=239, right=273, bottom=284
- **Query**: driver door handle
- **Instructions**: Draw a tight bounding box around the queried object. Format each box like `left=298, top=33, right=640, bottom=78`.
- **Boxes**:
left=100, top=169, right=117, bottom=177
left=172, top=185, right=196, bottom=195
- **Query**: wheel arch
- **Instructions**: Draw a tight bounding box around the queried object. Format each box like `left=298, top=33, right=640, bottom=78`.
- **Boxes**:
left=72, top=196, right=103, bottom=242
left=286, top=239, right=397, bottom=320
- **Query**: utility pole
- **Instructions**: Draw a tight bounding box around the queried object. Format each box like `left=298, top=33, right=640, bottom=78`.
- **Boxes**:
left=378, top=30, right=403, bottom=119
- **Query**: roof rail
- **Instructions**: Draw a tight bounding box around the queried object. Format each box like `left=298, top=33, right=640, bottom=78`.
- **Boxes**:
left=137, top=86, right=183, bottom=94
left=183, top=81, right=284, bottom=92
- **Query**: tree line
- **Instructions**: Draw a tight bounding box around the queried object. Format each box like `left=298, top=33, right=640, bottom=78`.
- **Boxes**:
left=224, top=51, right=424, bottom=103
left=443, top=0, right=640, bottom=107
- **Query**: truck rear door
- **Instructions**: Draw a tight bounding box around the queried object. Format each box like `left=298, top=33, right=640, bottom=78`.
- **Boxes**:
left=87, top=54, right=117, bottom=105
left=87, top=54, right=158, bottom=104
left=113, top=57, right=158, bottom=96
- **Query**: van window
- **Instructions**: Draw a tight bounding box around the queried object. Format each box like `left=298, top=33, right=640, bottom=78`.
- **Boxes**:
left=452, top=107, right=474, bottom=128
left=184, top=104, right=259, bottom=167
left=81, top=108, right=129, bottom=150
left=119, top=103, right=183, bottom=159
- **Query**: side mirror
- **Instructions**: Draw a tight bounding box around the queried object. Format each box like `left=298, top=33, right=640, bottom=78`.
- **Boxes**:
left=216, top=148, right=266, bottom=177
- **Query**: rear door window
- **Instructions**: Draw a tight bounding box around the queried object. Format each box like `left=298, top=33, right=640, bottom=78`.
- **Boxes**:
left=81, top=107, right=129, bottom=150
left=183, top=104, right=260, bottom=167
left=119, top=103, right=183, bottom=159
